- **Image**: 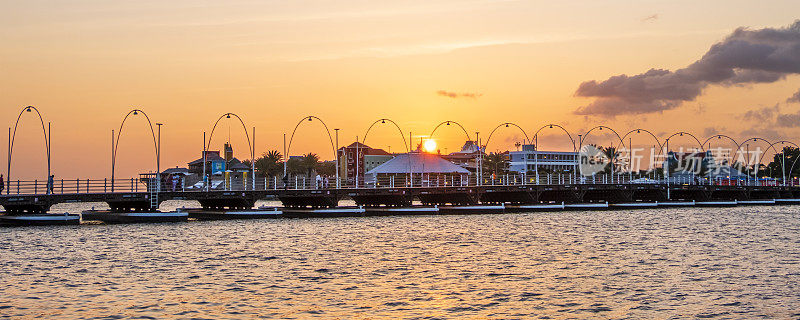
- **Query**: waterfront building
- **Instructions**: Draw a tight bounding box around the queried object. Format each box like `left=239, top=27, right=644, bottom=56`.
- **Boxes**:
left=187, top=144, right=251, bottom=190
left=338, top=142, right=393, bottom=182
left=441, top=140, right=480, bottom=172
left=188, top=151, right=226, bottom=175
left=508, top=144, right=578, bottom=173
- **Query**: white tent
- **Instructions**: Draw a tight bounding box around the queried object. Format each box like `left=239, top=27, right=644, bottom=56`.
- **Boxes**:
left=367, top=152, right=470, bottom=175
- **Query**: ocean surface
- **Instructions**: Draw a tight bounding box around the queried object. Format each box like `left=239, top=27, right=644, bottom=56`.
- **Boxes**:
left=1, top=202, right=799, bottom=319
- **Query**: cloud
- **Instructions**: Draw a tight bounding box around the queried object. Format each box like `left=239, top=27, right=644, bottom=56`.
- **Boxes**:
left=740, top=127, right=781, bottom=141
left=703, top=127, right=725, bottom=137
left=741, top=104, right=780, bottom=122
left=574, top=20, right=800, bottom=117
left=788, top=88, right=800, bottom=103
left=437, top=90, right=483, bottom=99
left=776, top=110, right=800, bottom=127
left=642, top=14, right=658, bottom=22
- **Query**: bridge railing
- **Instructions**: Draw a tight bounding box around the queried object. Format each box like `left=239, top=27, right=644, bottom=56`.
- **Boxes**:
left=193, top=173, right=791, bottom=191
left=1, top=178, right=148, bottom=195
left=2, top=174, right=794, bottom=196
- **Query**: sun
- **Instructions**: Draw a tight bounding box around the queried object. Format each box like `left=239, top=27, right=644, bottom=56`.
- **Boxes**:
left=423, top=139, right=437, bottom=153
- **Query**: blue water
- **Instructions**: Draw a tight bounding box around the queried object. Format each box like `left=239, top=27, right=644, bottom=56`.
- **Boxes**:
left=1, top=204, right=799, bottom=319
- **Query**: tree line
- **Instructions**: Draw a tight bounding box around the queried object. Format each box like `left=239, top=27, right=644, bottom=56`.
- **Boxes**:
left=246, top=150, right=336, bottom=178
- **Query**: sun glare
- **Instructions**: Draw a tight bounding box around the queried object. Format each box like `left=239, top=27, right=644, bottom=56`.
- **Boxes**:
left=423, top=139, right=437, bottom=153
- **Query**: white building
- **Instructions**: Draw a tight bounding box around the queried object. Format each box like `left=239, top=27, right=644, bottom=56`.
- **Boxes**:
left=509, top=144, right=578, bottom=173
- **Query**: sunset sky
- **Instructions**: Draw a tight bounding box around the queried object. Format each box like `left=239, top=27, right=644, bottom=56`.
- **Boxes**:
left=1, top=1, right=799, bottom=179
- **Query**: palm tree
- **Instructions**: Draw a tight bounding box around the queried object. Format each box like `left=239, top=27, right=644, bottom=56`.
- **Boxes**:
left=254, top=150, right=283, bottom=178
left=301, top=153, right=320, bottom=178
left=483, top=152, right=507, bottom=176
left=287, top=157, right=305, bottom=177
left=601, top=146, right=620, bottom=173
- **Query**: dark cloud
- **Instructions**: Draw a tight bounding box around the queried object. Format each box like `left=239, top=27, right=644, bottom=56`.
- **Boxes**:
left=787, top=88, right=800, bottom=103
left=740, top=127, right=781, bottom=141
left=437, top=90, right=483, bottom=99
left=741, top=104, right=780, bottom=122
left=574, top=20, right=800, bottom=117
left=776, top=110, right=800, bottom=127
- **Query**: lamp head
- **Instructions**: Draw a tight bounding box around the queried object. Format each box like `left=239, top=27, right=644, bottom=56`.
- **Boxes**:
left=133, top=110, right=138, bottom=115
left=549, top=125, right=553, bottom=128
left=637, top=129, right=640, bottom=133
left=505, top=124, right=509, bottom=127
left=381, top=119, right=385, bottom=124
left=308, top=116, right=312, bottom=121
left=26, top=106, right=32, bottom=112
left=446, top=121, right=450, bottom=125
left=227, top=114, right=231, bottom=119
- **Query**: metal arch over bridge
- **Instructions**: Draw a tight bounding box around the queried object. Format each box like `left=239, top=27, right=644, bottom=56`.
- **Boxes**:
left=429, top=120, right=472, bottom=144
left=111, top=109, right=158, bottom=192
left=4, top=113, right=800, bottom=214
left=482, top=122, right=530, bottom=153
left=663, top=131, right=704, bottom=152
left=203, top=112, right=255, bottom=191
left=531, top=124, right=576, bottom=152
left=7, top=106, right=51, bottom=195
left=362, top=118, right=409, bottom=153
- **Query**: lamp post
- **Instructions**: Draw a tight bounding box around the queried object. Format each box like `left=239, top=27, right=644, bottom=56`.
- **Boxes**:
left=577, top=134, right=582, bottom=182
left=476, top=131, right=481, bottom=186
left=156, top=123, right=162, bottom=192
left=334, top=128, right=340, bottom=189
left=7, top=106, right=50, bottom=195
left=666, top=138, right=670, bottom=199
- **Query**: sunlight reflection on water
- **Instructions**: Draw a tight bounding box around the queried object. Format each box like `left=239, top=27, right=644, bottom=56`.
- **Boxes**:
left=1, top=204, right=799, bottom=319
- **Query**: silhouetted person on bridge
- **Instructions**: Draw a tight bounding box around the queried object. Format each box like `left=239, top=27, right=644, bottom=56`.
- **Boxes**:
left=47, top=174, right=54, bottom=195
left=282, top=174, right=289, bottom=190
left=0, top=174, right=4, bottom=194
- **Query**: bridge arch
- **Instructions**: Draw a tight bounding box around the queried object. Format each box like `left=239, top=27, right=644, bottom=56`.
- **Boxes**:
left=663, top=131, right=704, bottom=153
left=759, top=140, right=800, bottom=184
left=621, top=128, right=662, bottom=151
left=733, top=137, right=773, bottom=175
left=482, top=122, right=530, bottom=153
left=429, top=120, right=472, bottom=147
left=620, top=128, right=662, bottom=172
left=285, top=116, right=337, bottom=186
left=701, top=134, right=740, bottom=167
left=362, top=118, right=409, bottom=153
left=203, top=113, right=254, bottom=190
left=531, top=124, right=576, bottom=152
left=7, top=106, right=51, bottom=194
left=111, top=109, right=158, bottom=191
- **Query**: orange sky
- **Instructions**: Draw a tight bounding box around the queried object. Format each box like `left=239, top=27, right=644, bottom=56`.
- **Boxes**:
left=1, top=1, right=799, bottom=179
